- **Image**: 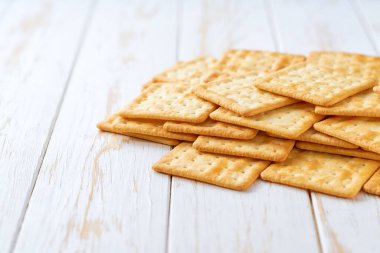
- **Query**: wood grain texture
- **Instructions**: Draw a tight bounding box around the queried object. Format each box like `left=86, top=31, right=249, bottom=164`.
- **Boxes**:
left=0, top=0, right=94, bottom=251
left=168, top=1, right=320, bottom=252
left=271, top=0, right=380, bottom=252
left=14, top=0, right=177, bottom=252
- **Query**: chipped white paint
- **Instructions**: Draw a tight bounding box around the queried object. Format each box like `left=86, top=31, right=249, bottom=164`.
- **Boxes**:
left=14, top=0, right=177, bottom=252
left=0, top=0, right=93, bottom=251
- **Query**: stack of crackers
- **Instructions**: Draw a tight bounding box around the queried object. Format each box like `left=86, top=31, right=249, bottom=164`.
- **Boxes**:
left=98, top=49, right=380, bottom=199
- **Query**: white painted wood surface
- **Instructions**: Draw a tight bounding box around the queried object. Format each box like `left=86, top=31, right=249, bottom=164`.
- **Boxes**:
left=169, top=1, right=320, bottom=252
left=271, top=0, right=380, bottom=252
left=0, top=0, right=379, bottom=252
left=0, top=0, right=93, bottom=251
left=13, top=0, right=178, bottom=252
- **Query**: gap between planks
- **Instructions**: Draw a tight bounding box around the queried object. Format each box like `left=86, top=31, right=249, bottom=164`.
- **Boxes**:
left=8, top=0, right=99, bottom=252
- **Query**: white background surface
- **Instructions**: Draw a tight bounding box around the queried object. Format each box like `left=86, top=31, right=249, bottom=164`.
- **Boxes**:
left=0, top=0, right=380, bottom=252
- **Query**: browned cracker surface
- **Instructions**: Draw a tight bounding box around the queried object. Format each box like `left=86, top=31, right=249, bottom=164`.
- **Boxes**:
left=363, top=169, right=380, bottom=196
left=163, top=118, right=257, bottom=140
left=193, top=133, right=295, bottom=162
left=153, top=142, right=271, bottom=190
left=261, top=148, right=380, bottom=198
left=314, top=117, right=380, bottom=155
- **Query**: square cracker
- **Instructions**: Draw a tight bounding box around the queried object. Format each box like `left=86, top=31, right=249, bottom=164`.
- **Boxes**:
left=307, top=51, right=380, bottom=79
left=210, top=103, right=324, bottom=139
left=255, top=63, right=376, bottom=106
left=163, top=118, right=257, bottom=140
left=267, top=128, right=358, bottom=149
left=296, top=141, right=380, bottom=161
left=314, top=117, right=380, bottom=154
left=261, top=148, right=380, bottom=198
left=153, top=56, right=217, bottom=84
left=315, top=89, right=380, bottom=117
left=194, top=72, right=297, bottom=116
left=193, top=133, right=295, bottom=162
left=206, top=49, right=305, bottom=81
left=363, top=169, right=380, bottom=196
left=152, top=142, right=271, bottom=190
left=97, top=114, right=179, bottom=146
left=142, top=56, right=218, bottom=91
left=120, top=82, right=216, bottom=123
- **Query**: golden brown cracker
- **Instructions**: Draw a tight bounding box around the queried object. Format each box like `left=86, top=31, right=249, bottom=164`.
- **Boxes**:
left=193, top=133, right=295, bottom=162
left=314, top=117, right=380, bottom=154
left=97, top=114, right=179, bottom=146
left=152, top=142, right=271, bottom=190
left=163, top=118, right=257, bottom=140
left=363, top=169, right=380, bottom=196
left=374, top=85, right=380, bottom=94
left=210, top=103, right=324, bottom=139
left=120, top=82, right=216, bottom=123
left=307, top=51, right=380, bottom=79
left=194, top=72, right=297, bottom=116
left=315, top=89, right=380, bottom=117
left=206, top=49, right=305, bottom=81
left=153, top=56, right=217, bottom=84
left=296, top=141, right=380, bottom=161
left=261, top=148, right=380, bottom=198
left=255, top=63, right=376, bottom=106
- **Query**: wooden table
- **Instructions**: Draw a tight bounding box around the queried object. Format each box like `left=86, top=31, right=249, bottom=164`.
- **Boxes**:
left=1, top=0, right=380, bottom=252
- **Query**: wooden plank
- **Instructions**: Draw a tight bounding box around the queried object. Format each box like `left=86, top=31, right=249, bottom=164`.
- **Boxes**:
left=0, top=0, right=94, bottom=251
left=271, top=0, right=380, bottom=252
left=168, top=1, right=321, bottom=252
left=14, top=0, right=177, bottom=252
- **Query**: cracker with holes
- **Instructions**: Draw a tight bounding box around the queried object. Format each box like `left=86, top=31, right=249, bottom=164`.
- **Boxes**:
left=363, top=169, right=380, bottom=196
left=194, top=72, right=298, bottom=116
left=142, top=56, right=218, bottom=91
left=97, top=114, right=180, bottom=146
left=307, top=51, right=380, bottom=79
left=193, top=133, right=295, bottom=162
left=163, top=118, right=257, bottom=140
left=206, top=49, right=305, bottom=82
left=296, top=142, right=380, bottom=161
left=261, top=148, right=380, bottom=198
left=314, top=117, right=380, bottom=155
left=152, top=142, right=271, bottom=190
left=210, top=103, right=324, bottom=139
left=315, top=89, right=380, bottom=117
left=255, top=63, right=376, bottom=106
left=268, top=128, right=357, bottom=149
left=120, top=82, right=216, bottom=123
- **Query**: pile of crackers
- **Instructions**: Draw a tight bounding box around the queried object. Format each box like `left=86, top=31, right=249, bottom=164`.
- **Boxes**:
left=98, top=49, right=380, bottom=199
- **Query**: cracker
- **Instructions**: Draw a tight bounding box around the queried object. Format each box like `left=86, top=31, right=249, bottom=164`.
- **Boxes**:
left=193, top=133, right=295, bottom=162
left=163, top=118, right=257, bottom=140
left=307, top=51, right=380, bottom=79
left=315, top=89, right=380, bottom=117
left=194, top=72, right=297, bottom=116
left=255, top=63, right=376, bottom=106
left=261, top=148, right=380, bottom=198
left=206, top=49, right=305, bottom=81
left=113, top=118, right=196, bottom=141
left=152, top=142, right=271, bottom=190
left=314, top=117, right=380, bottom=154
left=210, top=103, right=324, bottom=139
left=153, top=56, right=217, bottom=84
left=97, top=114, right=179, bottom=146
left=363, top=169, right=380, bottom=196
left=296, top=142, right=380, bottom=161
left=120, top=82, right=216, bottom=123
